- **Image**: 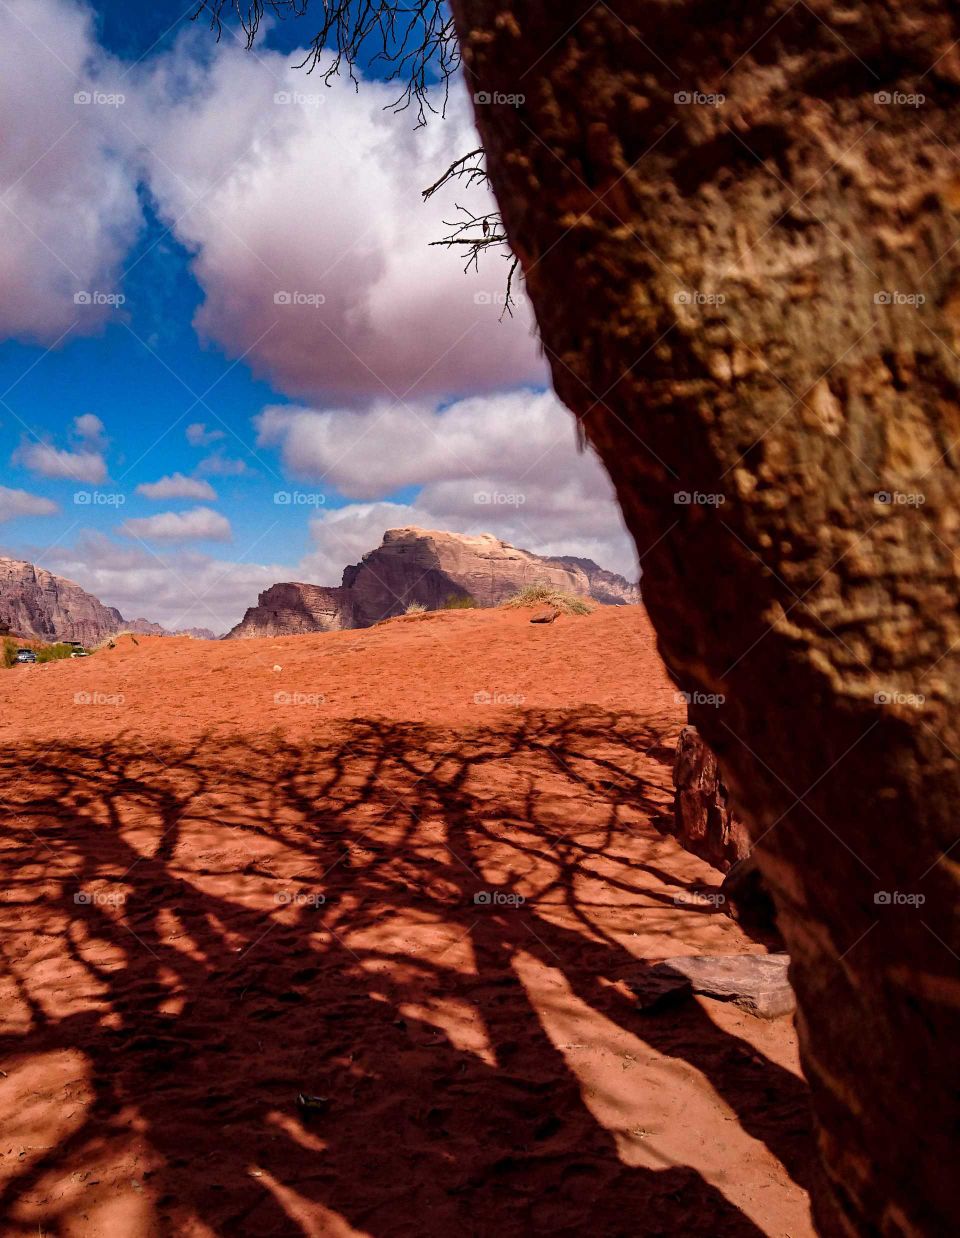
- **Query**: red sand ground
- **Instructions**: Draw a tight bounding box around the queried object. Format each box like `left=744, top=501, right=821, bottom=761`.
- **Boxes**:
left=0, top=607, right=814, bottom=1236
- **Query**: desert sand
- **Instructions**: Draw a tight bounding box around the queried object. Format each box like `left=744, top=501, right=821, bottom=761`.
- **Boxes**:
left=0, top=606, right=813, bottom=1236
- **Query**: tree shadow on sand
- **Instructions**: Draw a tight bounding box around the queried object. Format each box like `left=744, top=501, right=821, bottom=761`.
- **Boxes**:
left=0, top=711, right=814, bottom=1235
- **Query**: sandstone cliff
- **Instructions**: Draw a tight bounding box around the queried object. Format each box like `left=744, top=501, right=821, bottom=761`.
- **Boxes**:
left=0, top=557, right=217, bottom=644
left=0, top=557, right=125, bottom=646
left=226, top=527, right=639, bottom=638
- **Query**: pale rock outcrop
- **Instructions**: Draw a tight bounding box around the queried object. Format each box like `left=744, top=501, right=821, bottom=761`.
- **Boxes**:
left=226, top=527, right=639, bottom=638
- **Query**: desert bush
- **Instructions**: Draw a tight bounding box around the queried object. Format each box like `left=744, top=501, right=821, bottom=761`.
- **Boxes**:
left=2, top=637, right=18, bottom=668
left=500, top=584, right=595, bottom=616
left=442, top=594, right=478, bottom=610
left=35, top=643, right=75, bottom=664
left=404, top=601, right=427, bottom=614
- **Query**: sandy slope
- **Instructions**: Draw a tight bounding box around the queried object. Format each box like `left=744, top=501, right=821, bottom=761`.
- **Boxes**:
left=0, top=607, right=813, bottom=1236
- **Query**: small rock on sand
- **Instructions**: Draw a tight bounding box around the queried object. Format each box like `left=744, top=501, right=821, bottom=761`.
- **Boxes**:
left=634, top=953, right=795, bottom=1019
left=530, top=606, right=560, bottom=624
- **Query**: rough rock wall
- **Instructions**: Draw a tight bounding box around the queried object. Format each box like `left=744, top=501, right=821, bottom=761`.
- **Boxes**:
left=672, top=726, right=751, bottom=871
left=0, top=557, right=124, bottom=645
left=452, top=2, right=960, bottom=1232
left=227, top=527, right=639, bottom=637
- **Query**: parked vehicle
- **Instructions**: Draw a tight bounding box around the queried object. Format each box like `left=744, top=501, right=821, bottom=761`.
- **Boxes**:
left=15, top=649, right=37, bottom=664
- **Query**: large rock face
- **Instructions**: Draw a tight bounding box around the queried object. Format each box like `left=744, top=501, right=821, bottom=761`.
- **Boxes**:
left=227, top=527, right=639, bottom=638
left=0, top=557, right=124, bottom=646
left=0, top=557, right=217, bottom=643
left=671, top=726, right=751, bottom=873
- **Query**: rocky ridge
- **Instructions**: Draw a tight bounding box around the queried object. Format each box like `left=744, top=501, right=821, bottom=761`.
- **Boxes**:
left=227, top=527, right=639, bottom=639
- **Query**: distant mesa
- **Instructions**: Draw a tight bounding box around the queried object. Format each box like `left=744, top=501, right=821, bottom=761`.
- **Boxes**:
left=0, top=556, right=217, bottom=645
left=225, top=527, right=639, bottom=639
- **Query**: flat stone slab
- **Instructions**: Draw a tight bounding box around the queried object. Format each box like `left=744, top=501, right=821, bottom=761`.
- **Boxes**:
left=529, top=606, right=560, bottom=624
left=634, top=953, right=795, bottom=1019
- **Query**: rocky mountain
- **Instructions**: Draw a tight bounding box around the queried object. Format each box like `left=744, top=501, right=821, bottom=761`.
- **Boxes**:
left=227, top=527, right=640, bottom=639
left=0, top=557, right=217, bottom=644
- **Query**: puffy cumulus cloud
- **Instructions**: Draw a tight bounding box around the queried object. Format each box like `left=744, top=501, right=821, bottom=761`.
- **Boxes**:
left=14, top=441, right=107, bottom=484
left=38, top=533, right=289, bottom=634
left=256, top=390, right=587, bottom=497
left=0, top=0, right=142, bottom=342
left=131, top=41, right=543, bottom=402
left=136, top=473, right=217, bottom=501
left=0, top=485, right=58, bottom=522
left=72, top=413, right=107, bottom=446
left=119, top=506, right=232, bottom=543
left=255, top=387, right=637, bottom=576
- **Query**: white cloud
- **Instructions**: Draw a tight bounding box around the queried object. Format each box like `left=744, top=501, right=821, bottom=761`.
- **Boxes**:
left=0, top=485, right=58, bottom=522
left=0, top=0, right=142, bottom=342
left=72, top=413, right=106, bottom=446
left=131, top=41, right=543, bottom=402
left=14, top=441, right=107, bottom=484
left=137, top=473, right=217, bottom=501
left=39, top=532, right=287, bottom=635
left=197, top=454, right=249, bottom=477
left=186, top=422, right=225, bottom=447
left=119, top=506, right=232, bottom=543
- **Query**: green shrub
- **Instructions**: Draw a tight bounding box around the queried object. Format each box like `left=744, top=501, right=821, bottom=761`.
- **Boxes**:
left=443, top=594, right=478, bottom=610
left=35, top=643, right=75, bottom=664
left=500, top=584, right=595, bottom=615
left=2, top=637, right=18, bottom=668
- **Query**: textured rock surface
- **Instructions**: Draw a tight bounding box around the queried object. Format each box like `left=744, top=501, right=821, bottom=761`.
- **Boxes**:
left=636, top=954, right=795, bottom=1020
left=672, top=726, right=751, bottom=872
left=0, top=557, right=124, bottom=645
left=227, top=582, right=355, bottom=640
left=0, top=557, right=218, bottom=643
left=226, top=527, right=639, bottom=638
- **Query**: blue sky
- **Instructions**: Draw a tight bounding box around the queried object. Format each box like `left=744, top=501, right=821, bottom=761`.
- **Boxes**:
left=0, top=0, right=630, bottom=632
